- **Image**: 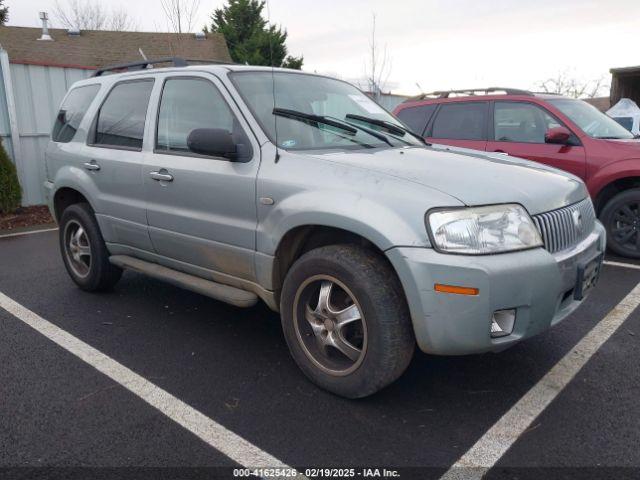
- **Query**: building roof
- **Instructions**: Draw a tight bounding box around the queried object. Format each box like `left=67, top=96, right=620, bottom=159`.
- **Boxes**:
left=611, top=65, right=640, bottom=76
left=583, top=96, right=611, bottom=112
left=0, top=26, right=232, bottom=70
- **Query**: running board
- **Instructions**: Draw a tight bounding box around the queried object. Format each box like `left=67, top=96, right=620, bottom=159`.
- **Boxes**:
left=109, top=255, right=258, bottom=308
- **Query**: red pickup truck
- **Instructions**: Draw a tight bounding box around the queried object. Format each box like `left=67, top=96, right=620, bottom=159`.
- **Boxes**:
left=394, top=88, right=640, bottom=258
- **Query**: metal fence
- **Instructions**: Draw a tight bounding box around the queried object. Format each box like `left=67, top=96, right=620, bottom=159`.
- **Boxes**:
left=0, top=48, right=91, bottom=205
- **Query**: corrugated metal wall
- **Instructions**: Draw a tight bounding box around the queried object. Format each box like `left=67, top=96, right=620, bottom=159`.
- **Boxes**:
left=376, top=94, right=409, bottom=112
left=0, top=58, right=91, bottom=205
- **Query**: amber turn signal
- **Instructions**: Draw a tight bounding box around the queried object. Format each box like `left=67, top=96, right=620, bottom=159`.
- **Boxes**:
left=434, top=284, right=479, bottom=296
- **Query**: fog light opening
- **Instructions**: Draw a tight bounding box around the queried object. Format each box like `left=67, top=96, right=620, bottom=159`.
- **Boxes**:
left=491, top=309, right=516, bottom=338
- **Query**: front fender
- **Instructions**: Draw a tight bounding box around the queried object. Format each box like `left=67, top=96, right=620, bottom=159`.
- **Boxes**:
left=257, top=190, right=430, bottom=256
left=587, top=158, right=640, bottom=198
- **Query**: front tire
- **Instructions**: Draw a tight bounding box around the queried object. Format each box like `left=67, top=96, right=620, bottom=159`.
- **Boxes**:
left=280, top=245, right=415, bottom=398
left=601, top=189, right=640, bottom=259
left=59, top=203, right=122, bottom=291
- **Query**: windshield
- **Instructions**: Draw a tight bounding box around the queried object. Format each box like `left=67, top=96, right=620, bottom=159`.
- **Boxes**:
left=230, top=71, right=423, bottom=150
left=548, top=98, right=634, bottom=139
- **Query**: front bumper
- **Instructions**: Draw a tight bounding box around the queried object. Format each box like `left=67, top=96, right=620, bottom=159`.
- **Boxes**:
left=387, top=221, right=606, bottom=355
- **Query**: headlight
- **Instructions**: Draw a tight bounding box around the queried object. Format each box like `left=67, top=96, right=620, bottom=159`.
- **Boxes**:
left=426, top=204, right=543, bottom=254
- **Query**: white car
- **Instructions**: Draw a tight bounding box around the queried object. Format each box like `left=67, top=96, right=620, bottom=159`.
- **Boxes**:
left=607, top=98, right=640, bottom=136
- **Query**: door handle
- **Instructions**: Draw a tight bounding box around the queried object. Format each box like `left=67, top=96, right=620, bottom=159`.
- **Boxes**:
left=491, top=150, right=509, bottom=155
left=149, top=170, right=174, bottom=182
left=83, top=161, right=101, bottom=171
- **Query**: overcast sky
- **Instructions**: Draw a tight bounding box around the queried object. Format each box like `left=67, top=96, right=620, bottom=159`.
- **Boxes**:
left=6, top=0, right=639, bottom=95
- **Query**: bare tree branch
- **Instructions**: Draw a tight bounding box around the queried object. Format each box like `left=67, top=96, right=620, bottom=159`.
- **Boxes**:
left=53, top=0, right=137, bottom=31
left=160, top=0, right=201, bottom=33
left=109, top=7, right=139, bottom=32
left=362, top=13, right=392, bottom=100
left=537, top=71, right=608, bottom=98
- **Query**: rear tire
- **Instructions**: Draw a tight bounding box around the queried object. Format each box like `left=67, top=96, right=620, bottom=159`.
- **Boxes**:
left=280, top=245, right=415, bottom=398
left=59, top=203, right=122, bottom=291
left=601, top=189, right=640, bottom=259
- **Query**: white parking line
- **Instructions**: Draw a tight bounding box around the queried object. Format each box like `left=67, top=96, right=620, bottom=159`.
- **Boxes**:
left=0, top=227, right=58, bottom=239
left=0, top=291, right=297, bottom=472
left=604, top=260, right=640, bottom=271
left=440, top=282, right=640, bottom=480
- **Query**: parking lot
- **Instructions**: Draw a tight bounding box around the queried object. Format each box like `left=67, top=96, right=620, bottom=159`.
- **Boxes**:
left=2, top=228, right=640, bottom=479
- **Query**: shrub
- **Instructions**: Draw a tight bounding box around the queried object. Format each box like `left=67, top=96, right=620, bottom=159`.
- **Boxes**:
left=0, top=138, right=22, bottom=214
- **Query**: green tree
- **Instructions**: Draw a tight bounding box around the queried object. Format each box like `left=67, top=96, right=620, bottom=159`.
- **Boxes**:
left=0, top=139, right=22, bottom=214
left=206, top=0, right=303, bottom=69
left=0, top=0, right=9, bottom=25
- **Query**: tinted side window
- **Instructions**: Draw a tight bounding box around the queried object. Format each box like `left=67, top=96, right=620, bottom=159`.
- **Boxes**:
left=431, top=102, right=488, bottom=140
left=494, top=102, right=561, bottom=143
left=396, top=104, right=436, bottom=134
left=52, top=84, right=100, bottom=143
left=94, top=80, right=154, bottom=149
left=613, top=117, right=634, bottom=132
left=156, top=78, right=235, bottom=153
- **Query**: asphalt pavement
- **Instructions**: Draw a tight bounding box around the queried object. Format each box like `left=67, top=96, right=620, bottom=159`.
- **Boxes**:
left=1, top=229, right=639, bottom=480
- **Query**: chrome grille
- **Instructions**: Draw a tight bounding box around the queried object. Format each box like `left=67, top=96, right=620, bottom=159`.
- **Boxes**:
left=532, top=198, right=596, bottom=253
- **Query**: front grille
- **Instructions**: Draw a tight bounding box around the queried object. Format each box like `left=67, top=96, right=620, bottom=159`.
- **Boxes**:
left=532, top=198, right=596, bottom=253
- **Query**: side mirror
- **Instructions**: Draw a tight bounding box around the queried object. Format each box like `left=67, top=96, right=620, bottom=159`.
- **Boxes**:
left=545, top=126, right=572, bottom=145
left=187, top=128, right=237, bottom=159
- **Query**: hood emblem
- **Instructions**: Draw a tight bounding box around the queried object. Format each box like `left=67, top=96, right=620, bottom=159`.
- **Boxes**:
left=572, top=209, right=583, bottom=233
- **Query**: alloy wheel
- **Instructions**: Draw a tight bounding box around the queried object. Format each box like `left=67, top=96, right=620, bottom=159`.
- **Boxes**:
left=611, top=201, right=640, bottom=252
left=63, top=219, right=92, bottom=278
left=293, top=275, right=367, bottom=376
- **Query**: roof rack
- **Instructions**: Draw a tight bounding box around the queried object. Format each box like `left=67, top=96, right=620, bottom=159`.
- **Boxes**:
left=409, top=87, right=533, bottom=101
left=529, top=91, right=563, bottom=96
left=92, top=57, right=234, bottom=77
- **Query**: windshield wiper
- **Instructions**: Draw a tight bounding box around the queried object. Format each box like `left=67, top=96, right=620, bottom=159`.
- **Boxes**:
left=273, top=108, right=393, bottom=146
left=346, top=114, right=406, bottom=135
left=273, top=108, right=357, bottom=134
left=345, top=113, right=429, bottom=145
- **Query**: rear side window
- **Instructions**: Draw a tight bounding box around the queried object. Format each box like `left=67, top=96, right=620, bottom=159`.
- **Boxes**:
left=613, top=117, right=634, bottom=132
left=93, top=80, right=154, bottom=150
left=431, top=102, right=488, bottom=140
left=156, top=78, right=235, bottom=153
left=52, top=84, right=100, bottom=143
left=396, top=104, right=436, bottom=134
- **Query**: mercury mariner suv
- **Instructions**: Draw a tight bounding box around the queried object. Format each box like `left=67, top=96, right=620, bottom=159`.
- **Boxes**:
left=45, top=59, right=605, bottom=398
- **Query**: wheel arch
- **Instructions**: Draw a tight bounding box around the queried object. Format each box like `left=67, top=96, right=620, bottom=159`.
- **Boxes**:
left=50, top=162, right=104, bottom=222
left=260, top=189, right=429, bottom=289
left=271, top=224, right=402, bottom=306
left=593, top=175, right=640, bottom=215
left=53, top=186, right=94, bottom=222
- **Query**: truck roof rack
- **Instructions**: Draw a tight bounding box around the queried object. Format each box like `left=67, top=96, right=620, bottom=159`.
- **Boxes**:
left=409, top=87, right=534, bottom=101
left=92, top=57, right=233, bottom=77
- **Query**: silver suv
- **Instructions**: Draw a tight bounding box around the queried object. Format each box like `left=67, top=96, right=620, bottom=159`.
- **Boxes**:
left=44, top=60, right=606, bottom=398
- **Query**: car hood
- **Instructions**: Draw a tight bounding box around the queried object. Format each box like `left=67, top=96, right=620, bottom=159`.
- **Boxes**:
left=316, top=146, right=588, bottom=215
